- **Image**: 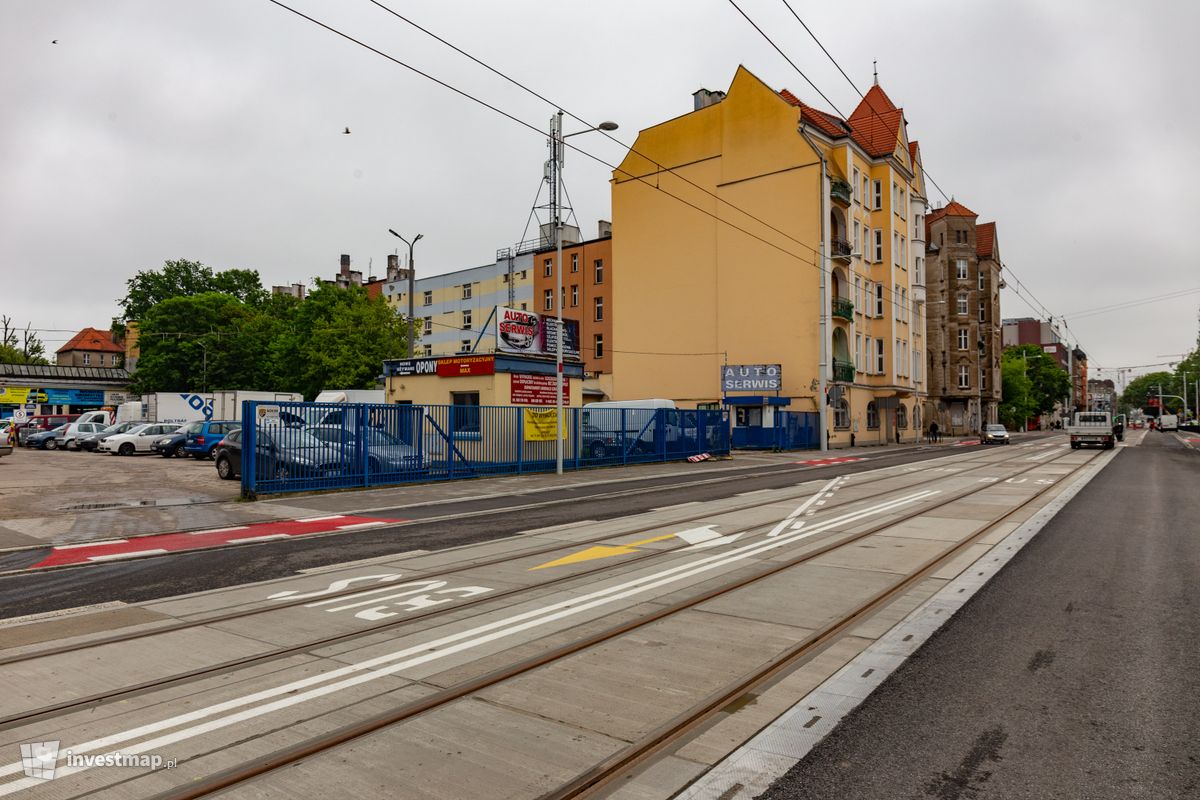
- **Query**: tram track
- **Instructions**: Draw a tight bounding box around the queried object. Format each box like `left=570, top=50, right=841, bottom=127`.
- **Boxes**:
left=95, top=447, right=1104, bottom=800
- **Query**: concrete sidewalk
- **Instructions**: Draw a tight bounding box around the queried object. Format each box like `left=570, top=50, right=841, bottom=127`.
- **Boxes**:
left=0, top=434, right=1009, bottom=550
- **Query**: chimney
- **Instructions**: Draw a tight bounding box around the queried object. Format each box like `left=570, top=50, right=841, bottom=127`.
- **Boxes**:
left=340, top=254, right=351, bottom=277
left=692, top=88, right=726, bottom=111
left=387, top=254, right=400, bottom=281
left=598, top=220, right=612, bottom=239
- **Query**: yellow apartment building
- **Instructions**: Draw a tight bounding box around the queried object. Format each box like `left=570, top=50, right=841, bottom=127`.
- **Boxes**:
left=610, top=66, right=928, bottom=446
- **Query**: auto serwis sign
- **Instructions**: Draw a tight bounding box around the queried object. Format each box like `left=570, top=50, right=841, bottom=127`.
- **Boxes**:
left=721, top=364, right=782, bottom=392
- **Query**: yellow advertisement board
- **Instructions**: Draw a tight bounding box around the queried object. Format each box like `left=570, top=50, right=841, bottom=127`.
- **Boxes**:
left=0, top=387, right=34, bottom=404
left=523, top=408, right=565, bottom=441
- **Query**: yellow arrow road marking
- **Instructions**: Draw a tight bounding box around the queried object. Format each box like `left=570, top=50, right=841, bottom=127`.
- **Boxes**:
left=530, top=532, right=678, bottom=570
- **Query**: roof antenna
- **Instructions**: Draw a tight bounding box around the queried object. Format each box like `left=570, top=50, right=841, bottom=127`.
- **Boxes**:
left=872, top=60, right=878, bottom=85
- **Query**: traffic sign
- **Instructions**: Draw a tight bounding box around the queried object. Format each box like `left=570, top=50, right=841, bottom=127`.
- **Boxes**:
left=12, top=409, right=27, bottom=423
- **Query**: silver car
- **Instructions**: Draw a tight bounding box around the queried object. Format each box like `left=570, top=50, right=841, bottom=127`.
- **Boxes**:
left=982, top=424, right=1010, bottom=445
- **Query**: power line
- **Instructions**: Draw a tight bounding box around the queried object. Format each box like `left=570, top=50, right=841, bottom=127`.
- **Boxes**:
left=1064, top=287, right=1200, bottom=320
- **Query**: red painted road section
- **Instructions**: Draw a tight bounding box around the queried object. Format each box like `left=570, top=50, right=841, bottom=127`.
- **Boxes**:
left=794, top=456, right=864, bottom=467
left=954, top=439, right=981, bottom=446
left=32, top=515, right=406, bottom=569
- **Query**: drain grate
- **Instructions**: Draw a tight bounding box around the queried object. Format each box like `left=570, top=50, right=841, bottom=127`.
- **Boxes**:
left=56, top=498, right=208, bottom=511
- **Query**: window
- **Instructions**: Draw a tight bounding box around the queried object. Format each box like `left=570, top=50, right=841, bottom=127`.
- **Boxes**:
left=450, top=391, right=480, bottom=433
left=834, top=398, right=850, bottom=429
left=81, top=353, right=90, bottom=365
left=892, top=181, right=899, bottom=212
left=958, top=329, right=969, bottom=350
left=875, top=283, right=885, bottom=317
left=896, top=339, right=903, bottom=374
left=459, top=339, right=471, bottom=354
left=893, top=232, right=901, bottom=265
left=543, top=258, right=553, bottom=277
left=899, top=188, right=907, bottom=219
left=462, top=309, right=472, bottom=331
left=853, top=220, right=861, bottom=253
left=570, top=285, right=579, bottom=307
left=873, top=229, right=883, bottom=262
left=593, top=333, right=604, bottom=359
left=863, top=336, right=872, bottom=372
left=978, top=301, right=986, bottom=322
left=544, top=288, right=553, bottom=311
left=561, top=286, right=566, bottom=308
left=423, top=317, right=432, bottom=335
left=423, top=344, right=432, bottom=357
left=900, top=236, right=906, bottom=267
left=900, top=288, right=908, bottom=322
left=502, top=273, right=509, bottom=283
left=461, top=283, right=472, bottom=300
left=855, top=333, right=863, bottom=369
left=978, top=272, right=985, bottom=291
left=980, top=367, right=987, bottom=390
left=594, top=259, right=604, bottom=283
left=876, top=338, right=885, bottom=373
left=422, top=290, right=432, bottom=307
left=594, top=295, right=604, bottom=321
left=913, top=350, right=922, bottom=382
left=958, top=365, right=970, bottom=389
left=872, top=179, right=882, bottom=209
left=897, top=404, right=908, bottom=429
left=852, top=168, right=861, bottom=202
left=854, top=277, right=862, bottom=314
left=571, top=253, right=579, bottom=272
left=861, top=175, right=869, bottom=206
left=520, top=270, right=527, bottom=280
left=867, top=401, right=879, bottom=430
left=520, top=303, right=527, bottom=311
left=957, top=293, right=968, bottom=315
left=914, top=257, right=924, bottom=285
left=955, top=259, right=968, bottom=280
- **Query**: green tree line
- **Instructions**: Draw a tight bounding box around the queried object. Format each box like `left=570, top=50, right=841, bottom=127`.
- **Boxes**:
left=124, top=259, right=413, bottom=399
left=998, top=344, right=1072, bottom=430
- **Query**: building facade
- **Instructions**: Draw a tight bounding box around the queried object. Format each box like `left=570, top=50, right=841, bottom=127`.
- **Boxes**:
left=610, top=66, right=927, bottom=446
left=923, top=202, right=1002, bottom=434
left=531, top=232, right=613, bottom=379
left=55, top=327, right=125, bottom=368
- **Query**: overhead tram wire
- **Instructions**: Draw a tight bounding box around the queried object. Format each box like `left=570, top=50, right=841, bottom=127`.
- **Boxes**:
left=264, top=0, right=920, bottom=319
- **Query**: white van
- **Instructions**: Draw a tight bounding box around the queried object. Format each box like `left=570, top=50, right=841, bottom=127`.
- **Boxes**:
left=75, top=410, right=112, bottom=426
left=581, top=399, right=687, bottom=451
left=1159, top=414, right=1179, bottom=432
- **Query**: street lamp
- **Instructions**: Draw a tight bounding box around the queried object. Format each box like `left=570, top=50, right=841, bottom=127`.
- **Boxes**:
left=549, top=113, right=618, bottom=475
left=388, top=229, right=423, bottom=359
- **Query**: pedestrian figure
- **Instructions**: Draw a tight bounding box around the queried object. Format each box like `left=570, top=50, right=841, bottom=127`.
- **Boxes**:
left=929, top=421, right=940, bottom=443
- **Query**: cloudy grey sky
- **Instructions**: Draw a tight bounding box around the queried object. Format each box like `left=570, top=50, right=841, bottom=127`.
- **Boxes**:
left=3, top=0, right=1198, bottom=382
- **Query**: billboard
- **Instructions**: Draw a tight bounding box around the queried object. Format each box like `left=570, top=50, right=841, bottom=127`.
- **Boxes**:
left=721, top=364, right=782, bottom=392
left=511, top=373, right=570, bottom=406
left=496, top=307, right=579, bottom=359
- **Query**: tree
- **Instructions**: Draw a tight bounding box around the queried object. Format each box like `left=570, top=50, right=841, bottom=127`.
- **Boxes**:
left=0, top=316, right=50, bottom=365
left=119, top=259, right=267, bottom=321
left=1002, top=345, right=1071, bottom=419
left=129, top=293, right=261, bottom=393
left=1121, top=371, right=1178, bottom=414
left=998, top=352, right=1037, bottom=430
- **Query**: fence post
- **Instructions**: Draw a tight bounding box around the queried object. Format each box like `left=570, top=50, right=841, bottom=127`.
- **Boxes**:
left=358, top=403, right=369, bottom=487
left=517, top=406, right=523, bottom=474
left=241, top=400, right=256, bottom=499
left=573, top=407, right=580, bottom=471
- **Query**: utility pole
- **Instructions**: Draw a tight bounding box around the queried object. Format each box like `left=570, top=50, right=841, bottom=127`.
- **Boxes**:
left=798, top=125, right=829, bottom=452
left=388, top=229, right=423, bottom=359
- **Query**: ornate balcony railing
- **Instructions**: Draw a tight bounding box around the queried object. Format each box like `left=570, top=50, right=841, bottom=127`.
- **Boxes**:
left=832, top=359, right=855, bottom=383
left=832, top=297, right=854, bottom=320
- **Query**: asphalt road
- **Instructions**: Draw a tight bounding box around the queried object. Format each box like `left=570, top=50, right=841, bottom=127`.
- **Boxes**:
left=0, top=440, right=1020, bottom=618
left=759, top=431, right=1200, bottom=800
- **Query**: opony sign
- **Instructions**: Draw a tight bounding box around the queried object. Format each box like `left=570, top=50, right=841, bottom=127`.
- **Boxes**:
left=721, top=364, right=782, bottom=392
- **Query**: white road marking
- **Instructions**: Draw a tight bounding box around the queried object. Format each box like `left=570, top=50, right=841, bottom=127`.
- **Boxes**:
left=0, top=489, right=939, bottom=792
left=295, top=515, right=347, bottom=523
left=766, top=477, right=843, bottom=537
left=187, top=526, right=248, bottom=535
left=334, top=521, right=389, bottom=531
left=230, top=534, right=292, bottom=544
left=650, top=501, right=702, bottom=512
left=86, top=549, right=169, bottom=562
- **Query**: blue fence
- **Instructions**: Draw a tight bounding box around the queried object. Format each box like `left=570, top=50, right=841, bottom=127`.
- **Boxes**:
left=239, top=401, right=731, bottom=496
left=731, top=411, right=819, bottom=450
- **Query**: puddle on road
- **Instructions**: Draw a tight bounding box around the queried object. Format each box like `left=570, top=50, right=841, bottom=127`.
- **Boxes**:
left=55, top=498, right=211, bottom=511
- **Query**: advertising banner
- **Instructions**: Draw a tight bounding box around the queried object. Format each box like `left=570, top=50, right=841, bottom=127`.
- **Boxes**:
left=389, top=359, right=439, bottom=377
left=0, top=387, right=34, bottom=405
left=496, top=307, right=579, bottom=359
left=42, top=389, right=106, bottom=405
left=523, top=408, right=564, bottom=441
left=511, top=373, right=570, bottom=406
left=436, top=355, right=495, bottom=377
left=721, top=364, right=782, bottom=392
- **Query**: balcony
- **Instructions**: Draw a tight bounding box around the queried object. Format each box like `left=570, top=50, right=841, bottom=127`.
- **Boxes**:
left=830, top=178, right=852, bottom=206
left=833, top=359, right=855, bottom=383
left=832, top=296, right=854, bottom=321
left=911, top=284, right=926, bottom=304
left=831, top=238, right=852, bottom=263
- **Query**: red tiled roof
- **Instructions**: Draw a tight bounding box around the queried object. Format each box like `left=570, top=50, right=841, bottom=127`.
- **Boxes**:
left=976, top=222, right=996, bottom=259
left=779, top=90, right=849, bottom=139
left=847, top=85, right=906, bottom=157
left=56, top=327, right=124, bottom=355
left=909, top=140, right=919, bottom=164
left=926, top=200, right=978, bottom=225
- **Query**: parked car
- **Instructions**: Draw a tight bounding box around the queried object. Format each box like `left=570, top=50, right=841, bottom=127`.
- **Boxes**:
left=17, top=414, right=77, bottom=445
left=307, top=425, right=428, bottom=472
left=982, top=424, right=1011, bottom=445
left=0, top=420, right=13, bottom=459
left=99, top=423, right=182, bottom=455
left=183, top=420, right=240, bottom=459
left=581, top=424, right=622, bottom=459
left=214, top=426, right=346, bottom=481
left=77, top=421, right=144, bottom=452
left=25, top=425, right=70, bottom=450
left=151, top=430, right=190, bottom=458
left=54, top=421, right=110, bottom=451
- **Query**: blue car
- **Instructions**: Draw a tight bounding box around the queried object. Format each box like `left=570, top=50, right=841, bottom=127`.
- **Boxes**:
left=183, top=420, right=240, bottom=459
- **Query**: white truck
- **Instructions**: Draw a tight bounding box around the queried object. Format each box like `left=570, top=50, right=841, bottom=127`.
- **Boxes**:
left=135, top=392, right=304, bottom=425
left=314, top=389, right=385, bottom=404
left=1158, top=413, right=1179, bottom=432
left=1066, top=411, right=1116, bottom=450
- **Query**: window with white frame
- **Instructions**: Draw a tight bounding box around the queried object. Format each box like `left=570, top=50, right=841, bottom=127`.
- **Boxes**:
left=913, top=350, right=922, bottom=382
left=872, top=179, right=882, bottom=209
left=866, top=401, right=879, bottom=429
left=873, top=229, right=883, bottom=262
left=896, top=339, right=903, bottom=374
left=594, top=259, right=604, bottom=283
left=570, top=285, right=579, bottom=307
left=861, top=175, right=869, bottom=206
left=423, top=317, right=432, bottom=335
left=899, top=187, right=907, bottom=219
left=423, top=344, right=432, bottom=357
left=876, top=338, right=885, bottom=373
left=957, top=293, right=968, bottom=315
left=978, top=300, right=986, bottom=322
left=980, top=367, right=987, bottom=390
left=422, top=290, right=432, bottom=306
left=956, top=259, right=968, bottom=280
left=462, top=309, right=472, bottom=330
left=892, top=181, right=899, bottom=213
left=915, top=257, right=924, bottom=284
left=958, top=328, right=969, bottom=350
left=593, top=333, right=604, bottom=359
left=571, top=253, right=579, bottom=272
left=854, top=277, right=862, bottom=314
left=958, top=365, right=970, bottom=388
left=855, top=333, right=863, bottom=369
left=875, top=283, right=885, bottom=317
left=893, top=232, right=901, bottom=265
left=459, top=339, right=471, bottom=354
left=461, top=283, right=472, bottom=300
left=852, top=168, right=861, bottom=202
left=543, top=258, right=553, bottom=277
left=543, top=288, right=553, bottom=311
left=82, top=353, right=91, bottom=365
left=594, top=296, right=604, bottom=321
left=853, top=220, right=860, bottom=254
left=901, top=236, right=906, bottom=267
left=901, top=288, right=908, bottom=321
left=834, top=398, right=850, bottom=429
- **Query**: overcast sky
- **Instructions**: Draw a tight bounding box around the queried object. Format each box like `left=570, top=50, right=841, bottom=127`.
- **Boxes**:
left=3, top=0, right=1198, bottom=383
